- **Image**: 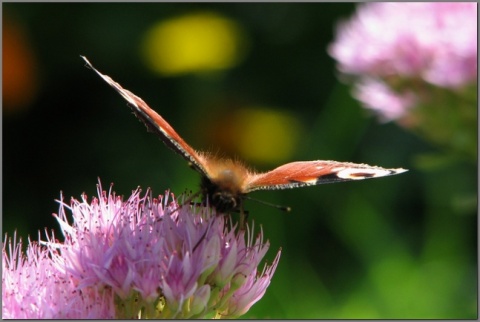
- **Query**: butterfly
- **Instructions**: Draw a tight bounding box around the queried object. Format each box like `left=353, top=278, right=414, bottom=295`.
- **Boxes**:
left=81, top=56, right=407, bottom=219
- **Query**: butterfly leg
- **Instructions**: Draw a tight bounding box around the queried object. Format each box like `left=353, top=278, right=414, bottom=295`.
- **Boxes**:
left=192, top=219, right=214, bottom=252
left=239, top=207, right=249, bottom=231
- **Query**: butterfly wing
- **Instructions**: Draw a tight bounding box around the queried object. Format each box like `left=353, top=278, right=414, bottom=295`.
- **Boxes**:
left=245, top=160, right=407, bottom=192
left=81, top=56, right=209, bottom=176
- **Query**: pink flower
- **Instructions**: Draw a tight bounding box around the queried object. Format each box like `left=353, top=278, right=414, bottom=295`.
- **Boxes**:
left=217, top=251, right=281, bottom=318
left=2, top=233, right=115, bottom=318
left=3, top=181, right=280, bottom=318
left=329, top=3, right=477, bottom=121
left=353, top=78, right=417, bottom=121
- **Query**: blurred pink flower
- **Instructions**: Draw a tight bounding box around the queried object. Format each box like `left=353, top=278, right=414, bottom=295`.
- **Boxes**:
left=329, top=2, right=477, bottom=121
left=354, top=78, right=417, bottom=121
left=2, top=182, right=280, bottom=319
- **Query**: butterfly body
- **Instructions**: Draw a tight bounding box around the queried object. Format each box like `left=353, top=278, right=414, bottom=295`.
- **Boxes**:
left=81, top=56, right=407, bottom=216
left=199, top=157, right=249, bottom=212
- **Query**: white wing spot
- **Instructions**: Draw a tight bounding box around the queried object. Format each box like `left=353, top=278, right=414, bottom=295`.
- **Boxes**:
left=336, top=168, right=391, bottom=180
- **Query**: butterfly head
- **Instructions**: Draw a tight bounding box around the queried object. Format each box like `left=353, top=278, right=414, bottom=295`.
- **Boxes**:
left=200, top=175, right=245, bottom=213
left=199, top=158, right=250, bottom=213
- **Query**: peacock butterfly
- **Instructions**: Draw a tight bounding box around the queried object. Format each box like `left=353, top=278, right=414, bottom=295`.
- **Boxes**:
left=81, top=56, right=407, bottom=217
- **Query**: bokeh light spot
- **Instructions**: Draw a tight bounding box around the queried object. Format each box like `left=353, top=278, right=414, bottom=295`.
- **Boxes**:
left=141, top=12, right=246, bottom=76
left=233, top=108, right=302, bottom=164
left=3, top=15, right=38, bottom=114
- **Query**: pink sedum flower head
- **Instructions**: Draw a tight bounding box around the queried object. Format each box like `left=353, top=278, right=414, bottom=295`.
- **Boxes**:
left=329, top=2, right=477, bottom=121
left=2, top=181, right=280, bottom=319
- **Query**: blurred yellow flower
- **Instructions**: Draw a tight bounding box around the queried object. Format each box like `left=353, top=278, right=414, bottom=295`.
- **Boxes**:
left=141, top=12, right=246, bottom=76
left=232, top=108, right=302, bottom=164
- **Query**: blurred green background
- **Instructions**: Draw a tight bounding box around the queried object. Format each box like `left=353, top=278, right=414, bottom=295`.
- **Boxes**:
left=3, top=3, right=476, bottom=319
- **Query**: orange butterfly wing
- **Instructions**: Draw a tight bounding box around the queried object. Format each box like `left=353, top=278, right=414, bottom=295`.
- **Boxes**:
left=81, top=56, right=209, bottom=176
left=245, top=161, right=407, bottom=192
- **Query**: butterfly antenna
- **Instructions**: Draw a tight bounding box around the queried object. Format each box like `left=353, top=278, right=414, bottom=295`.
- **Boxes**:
left=244, top=196, right=291, bottom=212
